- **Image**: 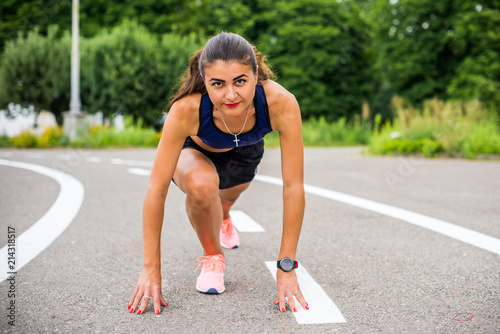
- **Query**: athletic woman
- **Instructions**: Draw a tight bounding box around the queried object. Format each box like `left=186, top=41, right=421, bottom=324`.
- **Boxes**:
left=128, top=32, right=308, bottom=315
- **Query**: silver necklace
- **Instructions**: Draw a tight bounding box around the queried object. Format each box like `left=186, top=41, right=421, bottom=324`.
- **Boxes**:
left=216, top=102, right=252, bottom=147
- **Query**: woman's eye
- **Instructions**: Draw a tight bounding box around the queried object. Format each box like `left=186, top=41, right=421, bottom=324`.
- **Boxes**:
left=236, top=79, right=246, bottom=85
left=212, top=82, right=223, bottom=87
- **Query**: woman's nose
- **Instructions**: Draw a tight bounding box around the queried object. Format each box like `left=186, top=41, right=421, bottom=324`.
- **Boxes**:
left=225, top=86, right=237, bottom=101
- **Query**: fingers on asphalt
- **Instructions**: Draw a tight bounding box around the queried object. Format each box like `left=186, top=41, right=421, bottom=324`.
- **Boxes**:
left=128, top=286, right=140, bottom=312
left=130, top=291, right=168, bottom=315
left=137, top=295, right=150, bottom=315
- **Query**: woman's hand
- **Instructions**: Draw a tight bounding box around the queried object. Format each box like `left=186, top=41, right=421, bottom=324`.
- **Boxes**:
left=274, top=270, right=309, bottom=312
left=128, top=267, right=168, bottom=315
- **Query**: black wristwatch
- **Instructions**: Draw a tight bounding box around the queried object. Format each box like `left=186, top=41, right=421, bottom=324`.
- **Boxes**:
left=277, top=257, right=298, bottom=272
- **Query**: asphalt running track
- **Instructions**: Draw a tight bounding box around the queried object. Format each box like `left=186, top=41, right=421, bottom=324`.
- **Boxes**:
left=0, top=147, right=499, bottom=333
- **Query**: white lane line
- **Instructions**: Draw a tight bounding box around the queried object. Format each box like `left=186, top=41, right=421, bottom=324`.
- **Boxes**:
left=254, top=174, right=500, bottom=256
left=127, top=167, right=151, bottom=176
left=229, top=210, right=265, bottom=232
left=111, top=158, right=153, bottom=167
left=0, top=159, right=85, bottom=283
left=265, top=261, right=346, bottom=324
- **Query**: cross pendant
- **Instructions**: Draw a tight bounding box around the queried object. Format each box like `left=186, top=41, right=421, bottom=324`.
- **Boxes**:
left=233, top=135, right=240, bottom=147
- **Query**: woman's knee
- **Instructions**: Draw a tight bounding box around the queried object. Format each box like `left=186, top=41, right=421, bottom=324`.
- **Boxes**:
left=184, top=172, right=219, bottom=208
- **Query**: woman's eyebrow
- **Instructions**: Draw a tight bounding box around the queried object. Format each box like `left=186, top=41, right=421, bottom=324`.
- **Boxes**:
left=209, top=74, right=248, bottom=82
left=232, top=74, right=248, bottom=81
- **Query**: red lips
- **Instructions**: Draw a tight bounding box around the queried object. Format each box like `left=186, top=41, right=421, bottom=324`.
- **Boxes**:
left=225, top=102, right=240, bottom=108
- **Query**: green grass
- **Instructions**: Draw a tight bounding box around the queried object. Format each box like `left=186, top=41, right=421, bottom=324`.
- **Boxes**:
left=265, top=116, right=371, bottom=147
left=368, top=97, right=500, bottom=158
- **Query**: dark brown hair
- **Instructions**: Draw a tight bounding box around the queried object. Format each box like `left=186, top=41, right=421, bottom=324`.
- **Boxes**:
left=168, top=32, right=274, bottom=109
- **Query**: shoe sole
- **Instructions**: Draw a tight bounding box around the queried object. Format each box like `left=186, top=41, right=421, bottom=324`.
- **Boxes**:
left=221, top=242, right=239, bottom=249
left=196, top=285, right=225, bottom=294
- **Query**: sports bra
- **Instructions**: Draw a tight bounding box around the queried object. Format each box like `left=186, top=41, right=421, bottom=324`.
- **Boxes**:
left=196, top=85, right=273, bottom=149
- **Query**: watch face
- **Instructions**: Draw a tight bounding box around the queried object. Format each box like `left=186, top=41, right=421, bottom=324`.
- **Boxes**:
left=280, top=258, right=294, bottom=271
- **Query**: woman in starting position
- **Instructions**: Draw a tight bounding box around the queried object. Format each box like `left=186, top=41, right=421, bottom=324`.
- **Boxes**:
left=128, top=32, right=308, bottom=315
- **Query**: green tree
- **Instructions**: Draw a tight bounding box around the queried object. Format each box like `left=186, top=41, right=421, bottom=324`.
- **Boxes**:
left=370, top=0, right=459, bottom=107
left=368, top=0, right=500, bottom=116
left=0, top=0, right=71, bottom=54
left=447, top=2, right=500, bottom=111
left=252, top=0, right=372, bottom=121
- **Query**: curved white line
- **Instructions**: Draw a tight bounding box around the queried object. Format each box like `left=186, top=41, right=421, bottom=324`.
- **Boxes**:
left=254, top=174, right=500, bottom=256
left=0, top=159, right=85, bottom=282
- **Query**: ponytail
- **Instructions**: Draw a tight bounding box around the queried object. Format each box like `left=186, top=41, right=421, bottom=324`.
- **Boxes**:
left=167, top=48, right=206, bottom=109
left=167, top=33, right=275, bottom=110
left=253, top=45, right=275, bottom=83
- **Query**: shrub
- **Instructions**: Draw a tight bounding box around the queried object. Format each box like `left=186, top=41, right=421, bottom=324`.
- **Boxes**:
left=36, top=126, right=64, bottom=148
left=75, top=115, right=160, bottom=147
left=0, top=26, right=70, bottom=123
left=382, top=138, right=443, bottom=157
left=9, top=130, right=37, bottom=148
left=0, top=22, right=199, bottom=127
left=81, top=21, right=200, bottom=126
left=368, top=96, right=500, bottom=158
left=265, top=116, right=371, bottom=147
left=0, top=135, right=10, bottom=147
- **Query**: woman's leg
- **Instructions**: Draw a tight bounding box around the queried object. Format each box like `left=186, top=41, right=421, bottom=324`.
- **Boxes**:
left=173, top=149, right=224, bottom=256
left=219, top=182, right=251, bottom=220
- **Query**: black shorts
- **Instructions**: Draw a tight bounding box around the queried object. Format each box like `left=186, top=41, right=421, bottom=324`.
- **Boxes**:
left=180, top=136, right=265, bottom=189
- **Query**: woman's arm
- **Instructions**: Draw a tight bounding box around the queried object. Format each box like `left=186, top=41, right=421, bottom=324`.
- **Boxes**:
left=277, top=93, right=305, bottom=261
left=141, top=107, right=190, bottom=268
left=270, top=85, right=308, bottom=312
left=129, top=97, right=198, bottom=315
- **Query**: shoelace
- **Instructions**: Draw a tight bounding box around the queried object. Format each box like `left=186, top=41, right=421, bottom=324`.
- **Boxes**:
left=221, top=218, right=233, bottom=236
left=195, top=255, right=225, bottom=273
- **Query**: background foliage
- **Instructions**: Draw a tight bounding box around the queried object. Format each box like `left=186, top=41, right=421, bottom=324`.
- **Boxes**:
left=81, top=21, right=199, bottom=124
left=0, top=26, right=70, bottom=121
left=0, top=0, right=499, bottom=131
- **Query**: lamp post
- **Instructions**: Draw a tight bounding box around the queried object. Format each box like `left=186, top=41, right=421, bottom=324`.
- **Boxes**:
left=63, top=0, right=87, bottom=140
left=69, top=0, right=81, bottom=114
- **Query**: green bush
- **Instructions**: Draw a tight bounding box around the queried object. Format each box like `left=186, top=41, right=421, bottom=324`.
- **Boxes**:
left=81, top=21, right=200, bottom=126
left=76, top=116, right=160, bottom=148
left=462, top=122, right=500, bottom=158
left=9, top=130, right=38, bottom=148
left=36, top=126, right=64, bottom=148
left=0, top=22, right=199, bottom=127
left=0, top=134, right=10, bottom=147
left=382, top=138, right=443, bottom=157
left=368, top=96, right=500, bottom=158
left=264, top=116, right=371, bottom=147
left=301, top=116, right=370, bottom=146
left=0, top=26, right=71, bottom=122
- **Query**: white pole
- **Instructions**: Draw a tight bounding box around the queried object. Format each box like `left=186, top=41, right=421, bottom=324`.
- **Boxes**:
left=69, top=0, right=81, bottom=114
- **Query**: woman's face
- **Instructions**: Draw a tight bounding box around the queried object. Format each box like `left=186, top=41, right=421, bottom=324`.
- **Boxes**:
left=203, top=60, right=258, bottom=117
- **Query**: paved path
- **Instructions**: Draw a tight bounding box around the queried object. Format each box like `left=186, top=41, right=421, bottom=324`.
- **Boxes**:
left=0, top=147, right=499, bottom=333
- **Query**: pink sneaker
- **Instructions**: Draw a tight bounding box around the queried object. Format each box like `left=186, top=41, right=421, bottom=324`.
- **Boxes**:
left=220, top=217, right=240, bottom=249
left=195, top=254, right=225, bottom=294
